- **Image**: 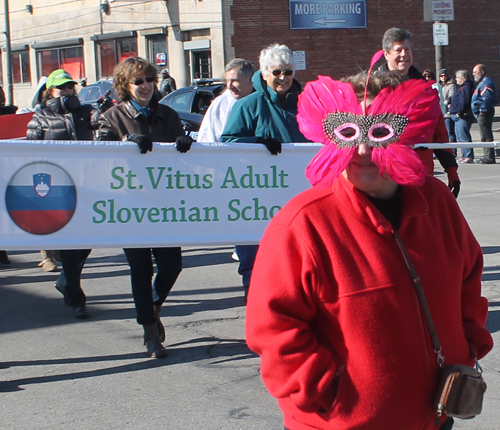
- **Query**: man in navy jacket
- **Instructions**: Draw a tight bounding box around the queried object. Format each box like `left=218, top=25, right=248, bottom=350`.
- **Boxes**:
left=472, top=64, right=498, bottom=164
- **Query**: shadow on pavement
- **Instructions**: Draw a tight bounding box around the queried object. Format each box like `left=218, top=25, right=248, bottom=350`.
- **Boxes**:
left=482, top=246, right=500, bottom=255
left=481, top=264, right=500, bottom=281
left=0, top=337, right=254, bottom=393
left=0, top=280, right=244, bottom=335
left=182, top=250, right=236, bottom=268
left=487, top=302, right=500, bottom=334
left=165, top=295, right=245, bottom=317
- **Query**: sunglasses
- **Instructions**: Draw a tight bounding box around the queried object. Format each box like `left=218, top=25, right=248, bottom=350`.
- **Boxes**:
left=271, top=69, right=293, bottom=77
left=131, top=76, right=155, bottom=86
left=56, top=83, right=75, bottom=90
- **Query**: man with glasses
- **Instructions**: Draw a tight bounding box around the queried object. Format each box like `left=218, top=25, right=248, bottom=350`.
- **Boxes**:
left=221, top=43, right=308, bottom=301
left=378, top=28, right=460, bottom=199
left=472, top=64, right=498, bottom=164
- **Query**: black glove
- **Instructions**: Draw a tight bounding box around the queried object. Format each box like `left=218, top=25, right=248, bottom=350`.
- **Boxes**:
left=450, top=180, right=460, bottom=199
left=257, top=137, right=282, bottom=155
left=128, top=133, right=153, bottom=154
left=61, top=95, right=81, bottom=112
left=97, top=91, right=113, bottom=113
left=175, top=135, right=193, bottom=153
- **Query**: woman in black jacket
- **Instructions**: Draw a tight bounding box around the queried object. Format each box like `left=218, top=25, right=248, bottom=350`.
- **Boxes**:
left=27, top=69, right=110, bottom=319
left=449, top=70, right=475, bottom=163
left=99, top=57, right=192, bottom=358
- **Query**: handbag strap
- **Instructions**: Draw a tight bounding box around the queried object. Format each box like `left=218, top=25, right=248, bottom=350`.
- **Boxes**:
left=394, top=230, right=445, bottom=367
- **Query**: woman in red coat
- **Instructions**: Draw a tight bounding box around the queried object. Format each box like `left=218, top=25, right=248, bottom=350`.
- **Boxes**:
left=245, top=64, right=493, bottom=430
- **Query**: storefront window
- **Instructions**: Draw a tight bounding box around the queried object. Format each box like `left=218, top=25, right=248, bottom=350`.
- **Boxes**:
left=97, top=37, right=137, bottom=79
left=147, top=35, right=167, bottom=71
left=37, top=46, right=84, bottom=80
left=12, top=51, right=31, bottom=84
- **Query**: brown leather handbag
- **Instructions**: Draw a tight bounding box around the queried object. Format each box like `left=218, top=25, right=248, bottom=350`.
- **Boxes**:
left=434, top=363, right=486, bottom=419
left=394, top=231, right=486, bottom=421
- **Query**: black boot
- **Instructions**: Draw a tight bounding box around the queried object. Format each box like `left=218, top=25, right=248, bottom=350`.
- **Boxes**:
left=154, top=305, right=166, bottom=343
left=143, top=323, right=168, bottom=358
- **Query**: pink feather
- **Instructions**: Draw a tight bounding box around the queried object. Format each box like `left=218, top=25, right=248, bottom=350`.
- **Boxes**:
left=298, top=76, right=361, bottom=144
left=298, top=60, right=440, bottom=189
left=306, top=145, right=355, bottom=189
left=372, top=145, right=427, bottom=186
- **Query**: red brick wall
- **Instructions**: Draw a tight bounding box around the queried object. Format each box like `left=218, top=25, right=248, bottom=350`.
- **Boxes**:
left=229, top=0, right=500, bottom=87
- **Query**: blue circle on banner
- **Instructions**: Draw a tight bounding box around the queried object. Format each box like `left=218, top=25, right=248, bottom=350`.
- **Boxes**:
left=5, top=161, right=77, bottom=235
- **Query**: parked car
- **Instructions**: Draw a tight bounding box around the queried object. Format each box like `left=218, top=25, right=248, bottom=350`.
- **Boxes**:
left=159, top=79, right=225, bottom=140
left=78, top=80, right=118, bottom=109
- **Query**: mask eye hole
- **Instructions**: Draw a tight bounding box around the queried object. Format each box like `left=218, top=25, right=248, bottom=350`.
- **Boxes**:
left=368, top=123, right=395, bottom=142
left=334, top=123, right=360, bottom=142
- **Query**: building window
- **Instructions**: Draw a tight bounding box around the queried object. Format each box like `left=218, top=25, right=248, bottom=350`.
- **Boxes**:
left=12, top=51, right=31, bottom=84
left=147, top=35, right=167, bottom=72
left=192, top=50, right=211, bottom=79
left=37, top=46, right=84, bottom=80
left=97, top=37, right=137, bottom=79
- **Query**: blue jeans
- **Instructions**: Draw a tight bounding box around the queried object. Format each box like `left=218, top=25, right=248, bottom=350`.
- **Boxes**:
left=451, top=114, right=473, bottom=159
left=124, top=247, right=182, bottom=325
left=444, top=116, right=457, bottom=143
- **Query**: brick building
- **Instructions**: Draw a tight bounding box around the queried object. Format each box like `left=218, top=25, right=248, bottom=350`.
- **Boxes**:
left=227, top=0, right=500, bottom=88
left=1, top=0, right=499, bottom=108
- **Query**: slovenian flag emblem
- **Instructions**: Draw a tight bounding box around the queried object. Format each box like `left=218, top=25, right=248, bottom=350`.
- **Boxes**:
left=5, top=161, right=76, bottom=235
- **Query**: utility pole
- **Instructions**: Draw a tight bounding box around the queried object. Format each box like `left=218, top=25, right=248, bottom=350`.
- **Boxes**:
left=3, top=0, right=13, bottom=105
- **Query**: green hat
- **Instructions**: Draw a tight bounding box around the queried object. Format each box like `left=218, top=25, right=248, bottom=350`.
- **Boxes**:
left=46, top=69, right=77, bottom=89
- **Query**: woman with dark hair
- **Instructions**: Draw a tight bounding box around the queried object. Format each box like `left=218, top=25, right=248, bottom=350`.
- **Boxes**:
left=26, top=69, right=111, bottom=319
left=98, top=56, right=192, bottom=358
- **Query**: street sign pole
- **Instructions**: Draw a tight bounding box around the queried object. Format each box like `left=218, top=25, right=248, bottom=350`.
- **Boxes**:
left=427, top=1, right=453, bottom=77
left=432, top=21, right=449, bottom=76
left=436, top=43, right=444, bottom=78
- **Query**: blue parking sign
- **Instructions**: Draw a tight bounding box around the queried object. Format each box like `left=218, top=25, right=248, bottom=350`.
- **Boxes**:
left=290, top=0, right=367, bottom=30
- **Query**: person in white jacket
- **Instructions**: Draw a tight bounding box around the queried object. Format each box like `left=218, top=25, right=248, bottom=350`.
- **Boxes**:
left=197, top=58, right=254, bottom=143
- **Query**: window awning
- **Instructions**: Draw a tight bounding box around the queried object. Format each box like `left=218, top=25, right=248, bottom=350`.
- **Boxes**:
left=90, top=31, right=137, bottom=42
left=30, top=38, right=83, bottom=50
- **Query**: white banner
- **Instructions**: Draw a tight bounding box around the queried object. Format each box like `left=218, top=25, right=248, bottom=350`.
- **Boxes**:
left=0, top=140, right=320, bottom=250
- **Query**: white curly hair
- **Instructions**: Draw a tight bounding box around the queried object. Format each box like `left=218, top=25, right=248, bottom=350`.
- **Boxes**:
left=259, top=43, right=295, bottom=77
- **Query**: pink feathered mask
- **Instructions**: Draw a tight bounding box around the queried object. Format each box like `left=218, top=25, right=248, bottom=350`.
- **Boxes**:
left=297, top=51, right=442, bottom=189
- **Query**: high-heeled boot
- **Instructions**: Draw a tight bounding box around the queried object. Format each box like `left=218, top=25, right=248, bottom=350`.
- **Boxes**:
left=154, top=305, right=166, bottom=343
left=143, top=323, right=168, bottom=358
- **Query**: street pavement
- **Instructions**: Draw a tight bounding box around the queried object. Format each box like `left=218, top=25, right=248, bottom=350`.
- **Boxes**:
left=1, top=155, right=500, bottom=429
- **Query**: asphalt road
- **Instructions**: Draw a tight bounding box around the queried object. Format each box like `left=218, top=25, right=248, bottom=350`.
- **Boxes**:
left=1, top=159, right=500, bottom=430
